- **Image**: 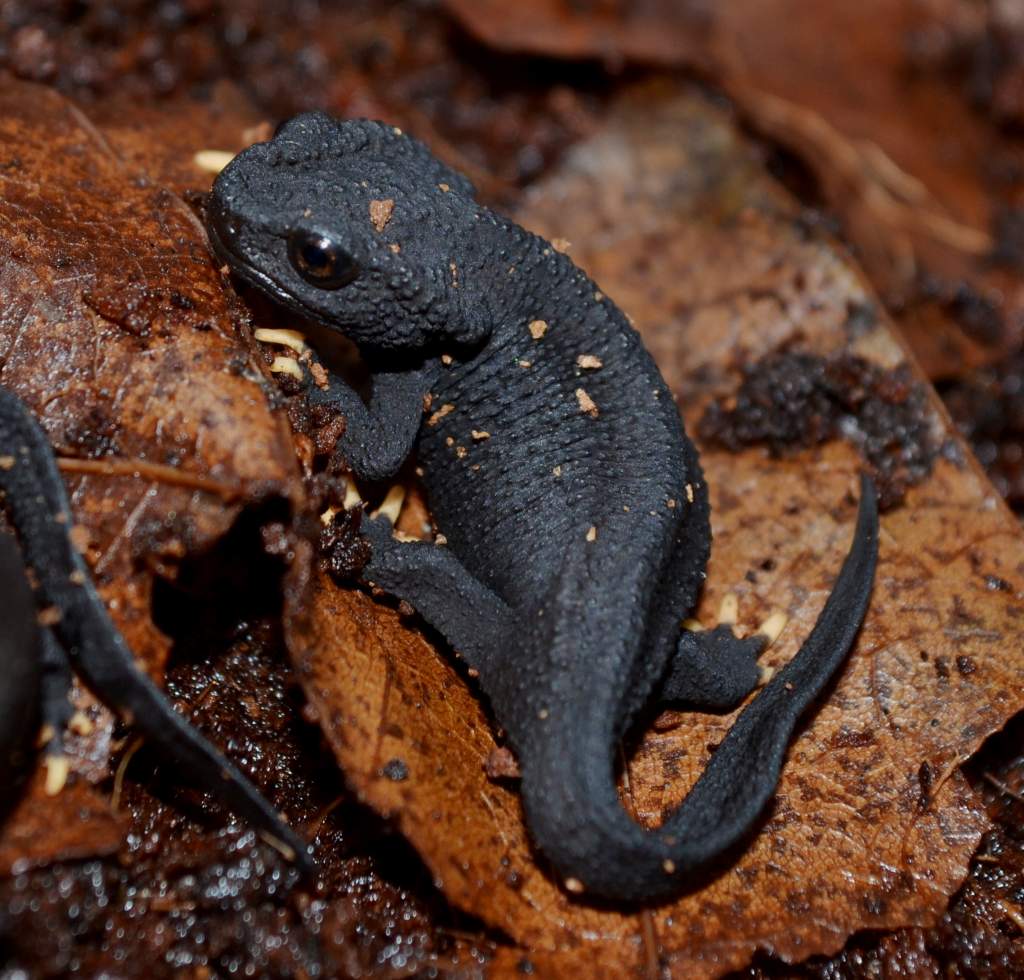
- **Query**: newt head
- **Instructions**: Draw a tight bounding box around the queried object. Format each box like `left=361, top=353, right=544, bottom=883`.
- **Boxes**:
left=206, top=112, right=491, bottom=355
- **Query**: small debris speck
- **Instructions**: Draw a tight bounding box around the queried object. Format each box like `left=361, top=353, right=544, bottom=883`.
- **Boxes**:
left=663, top=859, right=676, bottom=874
left=435, top=534, right=448, bottom=546
left=529, top=319, right=548, bottom=340
left=438, top=182, right=450, bottom=192
left=576, top=388, right=599, bottom=418
left=193, top=149, right=234, bottom=174
left=0, top=455, right=14, bottom=469
left=553, top=465, right=562, bottom=477
left=565, top=877, right=584, bottom=894
left=388, top=242, right=401, bottom=253
left=586, top=526, right=597, bottom=542
left=455, top=445, right=468, bottom=459
left=269, top=355, right=303, bottom=380
left=254, top=327, right=307, bottom=353
left=369, top=198, right=395, bottom=232
left=484, top=746, right=521, bottom=780
left=551, top=238, right=571, bottom=253
left=471, top=430, right=490, bottom=441
left=69, top=526, right=90, bottom=553
left=309, top=360, right=329, bottom=389
left=577, top=354, right=603, bottom=370
left=37, top=606, right=62, bottom=626
left=518, top=360, right=532, bottom=369
left=537, top=708, right=549, bottom=720
left=427, top=403, right=455, bottom=426
left=441, top=354, right=453, bottom=365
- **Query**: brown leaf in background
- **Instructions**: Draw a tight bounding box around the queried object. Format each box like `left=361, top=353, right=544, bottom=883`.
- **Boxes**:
left=0, top=78, right=302, bottom=672
left=442, top=0, right=711, bottom=70
left=0, top=80, right=303, bottom=861
left=441, top=0, right=1024, bottom=381
left=290, top=83, right=1024, bottom=976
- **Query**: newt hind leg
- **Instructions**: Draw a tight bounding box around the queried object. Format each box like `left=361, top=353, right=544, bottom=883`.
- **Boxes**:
left=664, top=625, right=766, bottom=711
left=661, top=597, right=786, bottom=712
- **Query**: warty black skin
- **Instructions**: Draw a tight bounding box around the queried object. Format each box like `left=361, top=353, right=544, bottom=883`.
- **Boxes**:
left=0, top=387, right=313, bottom=873
left=207, top=112, right=879, bottom=903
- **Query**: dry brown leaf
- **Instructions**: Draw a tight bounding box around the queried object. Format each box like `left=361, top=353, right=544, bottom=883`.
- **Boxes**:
left=0, top=769, right=126, bottom=875
left=0, top=80, right=303, bottom=861
left=288, top=84, right=1023, bottom=975
left=0, top=78, right=302, bottom=671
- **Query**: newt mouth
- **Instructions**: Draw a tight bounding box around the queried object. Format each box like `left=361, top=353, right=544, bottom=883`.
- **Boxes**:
left=204, top=207, right=310, bottom=315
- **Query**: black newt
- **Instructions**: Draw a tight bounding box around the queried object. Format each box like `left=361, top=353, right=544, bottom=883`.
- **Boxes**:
left=0, top=387, right=312, bottom=872
left=207, top=112, right=880, bottom=903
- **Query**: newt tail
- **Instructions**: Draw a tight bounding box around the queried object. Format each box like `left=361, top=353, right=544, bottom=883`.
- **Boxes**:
left=515, top=476, right=877, bottom=901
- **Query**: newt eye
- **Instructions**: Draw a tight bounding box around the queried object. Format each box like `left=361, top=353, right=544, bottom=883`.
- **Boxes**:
left=287, top=229, right=359, bottom=289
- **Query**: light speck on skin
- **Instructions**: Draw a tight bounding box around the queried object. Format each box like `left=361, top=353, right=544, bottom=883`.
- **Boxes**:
left=441, top=354, right=453, bottom=365
left=427, top=403, right=455, bottom=426
left=594, top=291, right=604, bottom=302
left=438, top=182, right=450, bottom=192
left=586, top=526, right=597, bottom=542
left=538, top=708, right=549, bottom=720
left=553, top=465, right=562, bottom=477
left=471, top=430, right=490, bottom=441
left=309, top=360, right=329, bottom=389
left=518, top=360, right=532, bottom=369
left=369, top=198, right=394, bottom=232
left=685, top=484, right=695, bottom=502
left=435, top=534, right=448, bottom=545
left=576, top=388, right=599, bottom=418
left=551, top=237, right=571, bottom=253
left=564, top=877, right=584, bottom=894
left=389, top=242, right=401, bottom=253
left=529, top=319, right=548, bottom=340
left=663, top=859, right=676, bottom=874
left=455, top=446, right=467, bottom=459
left=577, top=354, right=603, bottom=370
